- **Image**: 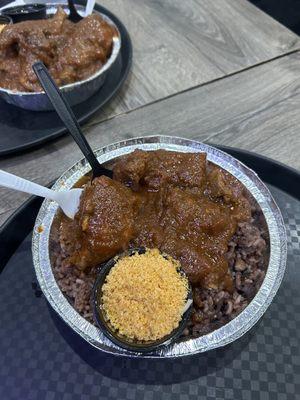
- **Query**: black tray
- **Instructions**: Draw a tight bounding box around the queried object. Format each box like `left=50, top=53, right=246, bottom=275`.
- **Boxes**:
left=0, top=148, right=299, bottom=400
left=0, top=1, right=132, bottom=157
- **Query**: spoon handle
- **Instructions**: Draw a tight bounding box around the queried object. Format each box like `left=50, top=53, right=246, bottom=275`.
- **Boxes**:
left=0, top=170, right=56, bottom=200
left=32, top=62, right=112, bottom=179
left=67, top=0, right=78, bottom=14
left=67, top=0, right=82, bottom=21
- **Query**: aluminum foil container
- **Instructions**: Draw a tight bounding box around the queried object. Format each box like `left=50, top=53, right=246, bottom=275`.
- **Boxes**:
left=0, top=3, right=121, bottom=111
left=32, top=136, right=287, bottom=358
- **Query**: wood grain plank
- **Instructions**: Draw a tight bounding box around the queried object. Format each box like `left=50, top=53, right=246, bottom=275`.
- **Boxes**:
left=91, top=0, right=300, bottom=123
left=1, top=52, right=300, bottom=225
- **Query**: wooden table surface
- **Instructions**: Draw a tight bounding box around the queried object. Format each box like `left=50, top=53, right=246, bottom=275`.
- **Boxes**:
left=0, top=0, right=300, bottom=226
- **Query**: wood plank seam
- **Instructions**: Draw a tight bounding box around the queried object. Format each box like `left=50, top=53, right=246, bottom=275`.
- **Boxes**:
left=85, top=47, right=300, bottom=131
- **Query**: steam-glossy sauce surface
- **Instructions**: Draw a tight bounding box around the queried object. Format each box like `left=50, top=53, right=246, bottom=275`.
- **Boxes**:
left=60, top=150, right=252, bottom=292
left=0, top=7, right=116, bottom=91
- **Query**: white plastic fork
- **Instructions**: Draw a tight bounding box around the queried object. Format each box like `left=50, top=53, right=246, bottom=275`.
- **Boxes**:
left=0, top=170, right=83, bottom=219
left=85, top=0, right=96, bottom=16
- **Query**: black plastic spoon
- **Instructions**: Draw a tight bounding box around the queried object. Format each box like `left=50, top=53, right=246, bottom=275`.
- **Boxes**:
left=67, top=0, right=83, bottom=22
left=33, top=62, right=112, bottom=180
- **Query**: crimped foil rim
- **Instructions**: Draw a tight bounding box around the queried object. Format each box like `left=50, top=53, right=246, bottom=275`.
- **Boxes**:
left=0, top=3, right=121, bottom=96
left=32, top=136, right=287, bottom=358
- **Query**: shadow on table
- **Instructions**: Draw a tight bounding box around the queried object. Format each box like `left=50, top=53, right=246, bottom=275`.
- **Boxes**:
left=50, top=306, right=258, bottom=385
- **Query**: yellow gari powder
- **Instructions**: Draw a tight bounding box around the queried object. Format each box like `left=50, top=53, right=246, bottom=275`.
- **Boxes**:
left=101, top=248, right=188, bottom=341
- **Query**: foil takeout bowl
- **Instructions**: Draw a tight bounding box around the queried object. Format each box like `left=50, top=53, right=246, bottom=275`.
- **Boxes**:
left=0, top=3, right=121, bottom=111
left=32, top=136, right=287, bottom=358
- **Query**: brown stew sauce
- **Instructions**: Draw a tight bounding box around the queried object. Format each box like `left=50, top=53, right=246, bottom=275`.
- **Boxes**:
left=0, top=7, right=116, bottom=92
left=59, top=150, right=252, bottom=293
